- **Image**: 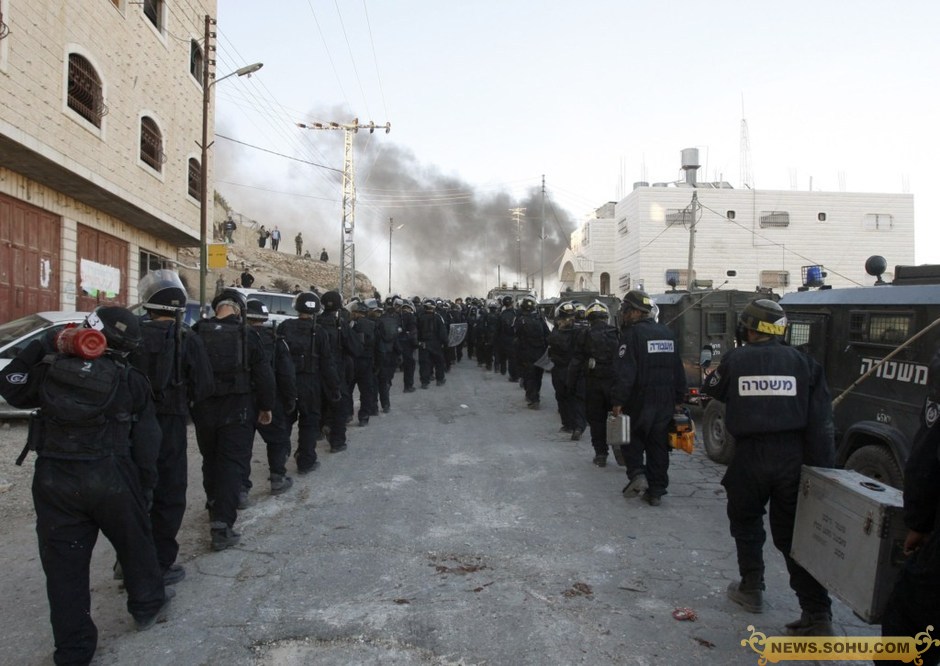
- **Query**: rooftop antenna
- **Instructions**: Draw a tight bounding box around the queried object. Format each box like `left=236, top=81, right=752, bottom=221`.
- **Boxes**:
left=739, top=95, right=754, bottom=189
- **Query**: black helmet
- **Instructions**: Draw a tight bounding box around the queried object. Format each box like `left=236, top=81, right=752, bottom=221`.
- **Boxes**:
left=585, top=301, right=610, bottom=321
left=621, top=289, right=653, bottom=313
left=85, top=306, right=141, bottom=353
left=423, top=299, right=436, bottom=310
left=554, top=301, right=577, bottom=319
left=138, top=269, right=187, bottom=313
left=351, top=301, right=370, bottom=314
left=501, top=295, right=513, bottom=307
left=520, top=296, right=537, bottom=312
left=245, top=299, right=269, bottom=322
left=401, top=301, right=415, bottom=313
left=294, top=291, right=322, bottom=315
left=321, top=290, right=343, bottom=312
left=739, top=299, right=787, bottom=337
left=211, top=288, right=247, bottom=317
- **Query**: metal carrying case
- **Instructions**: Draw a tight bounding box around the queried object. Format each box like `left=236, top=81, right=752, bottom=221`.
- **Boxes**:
left=790, top=466, right=907, bottom=624
left=606, top=414, right=629, bottom=466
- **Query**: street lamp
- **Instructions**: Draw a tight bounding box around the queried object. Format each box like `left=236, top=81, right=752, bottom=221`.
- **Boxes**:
left=198, top=50, right=263, bottom=316
left=388, top=217, right=404, bottom=294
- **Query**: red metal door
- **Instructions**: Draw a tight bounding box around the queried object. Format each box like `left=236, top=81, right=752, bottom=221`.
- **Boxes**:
left=76, top=224, right=128, bottom=312
left=0, top=193, right=61, bottom=324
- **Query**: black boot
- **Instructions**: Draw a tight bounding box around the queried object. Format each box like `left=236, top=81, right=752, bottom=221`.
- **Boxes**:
left=785, top=611, right=833, bottom=636
left=726, top=573, right=765, bottom=613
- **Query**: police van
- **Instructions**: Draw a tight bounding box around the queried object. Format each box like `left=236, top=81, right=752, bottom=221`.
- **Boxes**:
left=232, top=288, right=298, bottom=327
left=701, top=258, right=940, bottom=488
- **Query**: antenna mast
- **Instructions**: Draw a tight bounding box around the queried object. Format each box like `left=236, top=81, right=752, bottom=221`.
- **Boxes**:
left=739, top=96, right=753, bottom=189
left=509, top=207, right=526, bottom=287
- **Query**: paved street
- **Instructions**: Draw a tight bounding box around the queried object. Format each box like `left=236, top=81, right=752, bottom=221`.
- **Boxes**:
left=0, top=360, right=876, bottom=665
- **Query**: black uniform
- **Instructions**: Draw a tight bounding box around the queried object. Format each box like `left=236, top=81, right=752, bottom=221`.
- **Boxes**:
left=1, top=339, right=168, bottom=665
left=703, top=337, right=834, bottom=618
left=495, top=306, right=519, bottom=380
left=417, top=308, right=448, bottom=387
left=398, top=308, right=418, bottom=391
left=879, top=352, right=940, bottom=666
left=375, top=311, right=401, bottom=410
left=569, top=319, right=621, bottom=461
left=192, top=314, right=276, bottom=533
left=548, top=322, right=585, bottom=433
left=477, top=307, right=499, bottom=370
left=514, top=309, right=550, bottom=405
left=278, top=316, right=341, bottom=467
left=350, top=314, right=379, bottom=423
left=251, top=324, right=298, bottom=480
left=131, top=317, right=213, bottom=574
left=318, top=310, right=361, bottom=451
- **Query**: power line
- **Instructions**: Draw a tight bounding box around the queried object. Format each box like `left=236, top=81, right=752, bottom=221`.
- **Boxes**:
left=215, top=134, right=344, bottom=173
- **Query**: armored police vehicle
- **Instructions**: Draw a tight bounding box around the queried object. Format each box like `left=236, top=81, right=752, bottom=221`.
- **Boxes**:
left=701, top=258, right=940, bottom=488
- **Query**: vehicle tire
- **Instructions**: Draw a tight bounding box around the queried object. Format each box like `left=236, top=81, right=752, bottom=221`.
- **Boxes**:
left=703, top=400, right=736, bottom=465
left=844, top=445, right=904, bottom=489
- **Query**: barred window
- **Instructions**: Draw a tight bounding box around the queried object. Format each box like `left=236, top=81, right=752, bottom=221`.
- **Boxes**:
left=190, top=39, right=204, bottom=86
left=143, top=0, right=163, bottom=31
left=188, top=158, right=201, bottom=199
left=67, top=54, right=107, bottom=127
left=139, top=116, right=164, bottom=172
left=665, top=208, right=694, bottom=227
left=788, top=322, right=812, bottom=348
left=759, top=270, right=789, bottom=289
left=759, top=211, right=790, bottom=228
left=706, top=312, right=728, bottom=336
left=849, top=311, right=912, bottom=345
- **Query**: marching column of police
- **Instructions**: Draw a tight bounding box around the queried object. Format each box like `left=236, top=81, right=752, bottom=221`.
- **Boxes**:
left=4, top=272, right=939, bottom=664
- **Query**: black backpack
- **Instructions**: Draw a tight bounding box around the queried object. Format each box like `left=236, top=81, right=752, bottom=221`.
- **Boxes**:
left=196, top=322, right=250, bottom=395
left=134, top=321, right=180, bottom=402
left=279, top=318, right=318, bottom=373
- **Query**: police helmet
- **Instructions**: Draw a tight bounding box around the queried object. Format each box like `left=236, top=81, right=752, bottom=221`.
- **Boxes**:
left=245, top=299, right=269, bottom=322
left=85, top=306, right=142, bottom=353
left=401, top=301, right=416, bottom=313
left=351, top=301, right=370, bottom=314
left=585, top=301, right=610, bottom=321
left=520, top=296, right=537, bottom=312
left=138, top=269, right=187, bottom=313
left=554, top=301, right=577, bottom=319
left=501, top=295, right=514, bottom=308
left=621, top=289, right=653, bottom=313
left=486, top=299, right=499, bottom=310
left=572, top=301, right=587, bottom=320
left=422, top=299, right=436, bottom=310
left=211, top=288, right=247, bottom=317
left=364, top=298, right=380, bottom=312
left=739, top=299, right=787, bottom=337
left=294, top=291, right=322, bottom=315
left=384, top=296, right=396, bottom=308
left=321, top=290, right=343, bottom=312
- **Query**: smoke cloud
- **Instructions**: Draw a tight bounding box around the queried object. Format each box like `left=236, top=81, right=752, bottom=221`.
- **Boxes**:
left=216, top=114, right=576, bottom=299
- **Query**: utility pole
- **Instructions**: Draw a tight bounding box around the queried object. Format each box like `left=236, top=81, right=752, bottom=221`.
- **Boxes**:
left=539, top=175, right=545, bottom=298
left=388, top=217, right=404, bottom=294
left=686, top=191, right=699, bottom=289
left=298, top=118, right=390, bottom=300
left=509, top=207, right=526, bottom=288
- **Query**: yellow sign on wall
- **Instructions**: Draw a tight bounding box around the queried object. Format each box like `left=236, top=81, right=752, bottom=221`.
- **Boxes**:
left=207, top=244, right=228, bottom=269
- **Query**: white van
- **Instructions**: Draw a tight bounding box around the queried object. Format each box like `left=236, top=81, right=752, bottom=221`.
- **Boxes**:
left=232, top=288, right=298, bottom=327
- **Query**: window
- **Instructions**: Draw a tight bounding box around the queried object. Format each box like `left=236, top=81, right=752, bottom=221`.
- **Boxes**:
left=599, top=272, right=610, bottom=295
left=706, top=312, right=728, bottom=336
left=788, top=322, right=812, bottom=348
left=139, top=116, right=164, bottom=172
left=818, top=212, right=827, bottom=222
left=726, top=210, right=736, bottom=220
left=759, top=270, right=789, bottom=289
left=582, top=223, right=590, bottom=246
left=139, top=250, right=171, bottom=278
left=67, top=53, right=107, bottom=127
left=188, top=158, right=201, bottom=199
left=617, top=217, right=629, bottom=235
left=143, top=0, right=163, bottom=31
left=759, top=211, right=790, bottom=228
left=190, top=39, right=204, bottom=85
left=665, top=208, right=694, bottom=227
left=665, top=268, right=692, bottom=288
left=848, top=311, right=912, bottom=345
left=863, top=213, right=894, bottom=231
left=618, top=273, right=631, bottom=291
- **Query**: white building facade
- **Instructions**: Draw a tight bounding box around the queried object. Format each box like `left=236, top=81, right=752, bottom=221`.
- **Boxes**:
left=0, top=0, right=215, bottom=321
left=560, top=181, right=914, bottom=297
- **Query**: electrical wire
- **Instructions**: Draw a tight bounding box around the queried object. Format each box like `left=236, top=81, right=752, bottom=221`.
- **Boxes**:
left=362, top=0, right=389, bottom=120
left=215, top=134, right=344, bottom=173
left=332, top=0, right=371, bottom=119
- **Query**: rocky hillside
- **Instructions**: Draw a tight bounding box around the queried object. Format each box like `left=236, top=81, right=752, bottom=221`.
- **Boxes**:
left=175, top=242, right=375, bottom=299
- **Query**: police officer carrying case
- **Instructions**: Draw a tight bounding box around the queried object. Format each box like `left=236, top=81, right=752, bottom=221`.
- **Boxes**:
left=790, top=465, right=907, bottom=624
left=606, top=414, right=629, bottom=466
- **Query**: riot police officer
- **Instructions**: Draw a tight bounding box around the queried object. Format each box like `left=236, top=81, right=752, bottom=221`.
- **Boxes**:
left=0, top=307, right=171, bottom=663
left=417, top=299, right=448, bottom=388
left=514, top=295, right=550, bottom=408
left=398, top=300, right=419, bottom=393
left=318, top=290, right=361, bottom=452
left=376, top=299, right=402, bottom=412
left=133, top=270, right=213, bottom=583
left=548, top=301, right=585, bottom=439
left=278, top=292, right=341, bottom=470
left=569, top=301, right=621, bottom=466
left=192, top=289, right=275, bottom=551
left=246, top=299, right=298, bottom=494
left=611, top=290, right=686, bottom=504
left=495, top=295, right=519, bottom=380
left=703, top=299, right=834, bottom=635
left=349, top=300, right=378, bottom=425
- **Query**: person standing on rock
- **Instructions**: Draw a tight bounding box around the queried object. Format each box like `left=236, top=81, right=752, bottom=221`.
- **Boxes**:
left=270, top=226, right=281, bottom=251
left=240, top=266, right=254, bottom=289
left=319, top=247, right=329, bottom=262
left=295, top=232, right=303, bottom=256
left=257, top=225, right=268, bottom=248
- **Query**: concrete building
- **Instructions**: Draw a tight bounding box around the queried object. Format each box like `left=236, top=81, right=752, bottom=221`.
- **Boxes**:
left=0, top=0, right=215, bottom=321
left=559, top=149, right=915, bottom=297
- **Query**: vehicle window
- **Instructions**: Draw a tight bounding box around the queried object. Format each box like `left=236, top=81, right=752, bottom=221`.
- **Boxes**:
left=0, top=314, right=46, bottom=346
left=788, top=322, right=812, bottom=348
left=0, top=324, right=70, bottom=359
left=706, top=312, right=727, bottom=336
left=848, top=311, right=912, bottom=346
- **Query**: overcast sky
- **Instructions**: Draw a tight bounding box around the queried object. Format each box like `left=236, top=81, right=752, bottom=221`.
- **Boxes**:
left=213, top=0, right=939, bottom=298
